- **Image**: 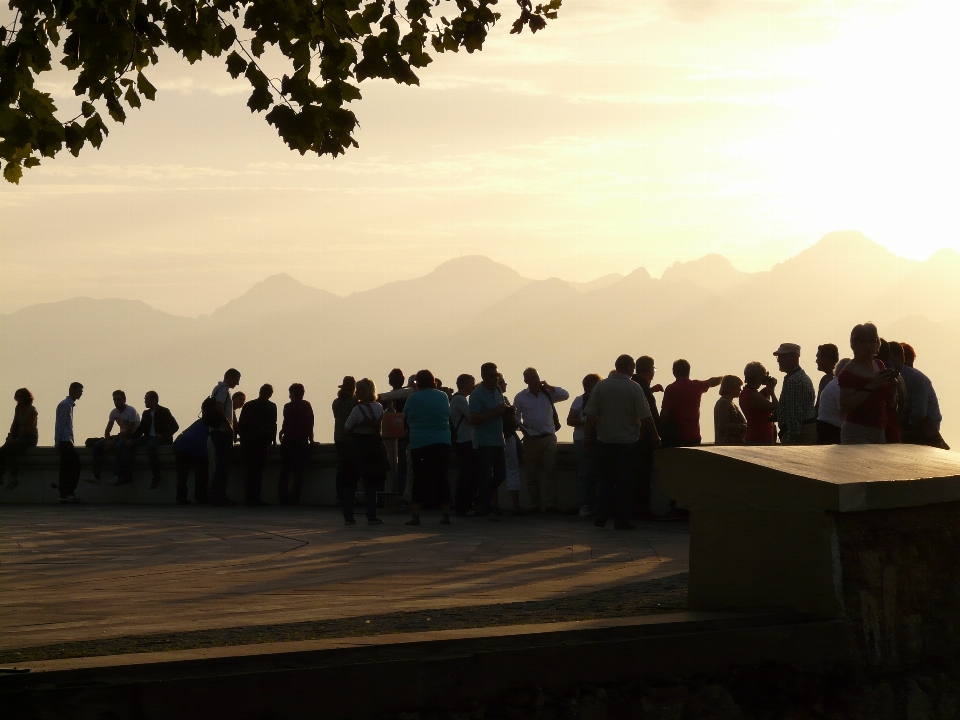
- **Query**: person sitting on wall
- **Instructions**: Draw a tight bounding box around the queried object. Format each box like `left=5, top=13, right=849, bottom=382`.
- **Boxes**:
left=714, top=376, right=747, bottom=446
left=91, top=390, right=140, bottom=486
left=125, top=391, right=179, bottom=490
left=0, top=388, right=39, bottom=491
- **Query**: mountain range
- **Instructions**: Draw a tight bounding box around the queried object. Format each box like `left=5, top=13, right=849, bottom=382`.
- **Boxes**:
left=3, top=230, right=958, bottom=445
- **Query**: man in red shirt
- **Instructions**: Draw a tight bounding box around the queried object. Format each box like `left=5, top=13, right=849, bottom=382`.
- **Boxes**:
left=660, top=360, right=721, bottom=446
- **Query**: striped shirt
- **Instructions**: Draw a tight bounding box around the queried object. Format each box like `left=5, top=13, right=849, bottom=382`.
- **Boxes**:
left=778, top=367, right=816, bottom=443
left=54, top=397, right=76, bottom=444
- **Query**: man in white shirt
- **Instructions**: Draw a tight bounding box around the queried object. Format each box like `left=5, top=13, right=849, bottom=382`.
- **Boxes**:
left=208, top=368, right=241, bottom=505
left=90, top=390, right=140, bottom=485
left=513, top=367, right=569, bottom=513
left=450, top=374, right=478, bottom=515
left=55, top=382, right=84, bottom=503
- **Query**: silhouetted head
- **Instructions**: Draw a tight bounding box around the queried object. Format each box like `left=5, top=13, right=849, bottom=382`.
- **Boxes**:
left=496, top=373, right=508, bottom=394
left=615, top=355, right=636, bottom=375
left=338, top=376, right=356, bottom=398
left=888, top=343, right=905, bottom=372
left=523, top=367, right=541, bottom=393
left=289, top=383, right=305, bottom=400
left=232, top=392, right=246, bottom=410
left=672, top=359, right=691, bottom=379
left=743, top=362, right=767, bottom=387
left=388, top=368, right=404, bottom=390
left=635, top=356, right=655, bottom=382
left=456, top=374, right=476, bottom=394
left=14, top=388, right=33, bottom=405
left=112, top=390, right=127, bottom=410
left=850, top=323, right=880, bottom=360
left=719, top=375, right=743, bottom=398
left=876, top=339, right=894, bottom=369
left=259, top=384, right=274, bottom=400
left=773, top=343, right=801, bottom=373
left=816, top=344, right=839, bottom=374
left=68, top=382, right=84, bottom=400
left=224, top=368, right=241, bottom=388
left=356, top=378, right=377, bottom=403
left=900, top=342, right=916, bottom=367
left=582, top=373, right=602, bottom=395
left=415, top=370, right=435, bottom=390
left=143, top=391, right=159, bottom=410
left=480, top=362, right=499, bottom=390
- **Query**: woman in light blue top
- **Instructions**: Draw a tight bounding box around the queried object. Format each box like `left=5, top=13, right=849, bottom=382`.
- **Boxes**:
left=402, top=370, right=452, bottom=526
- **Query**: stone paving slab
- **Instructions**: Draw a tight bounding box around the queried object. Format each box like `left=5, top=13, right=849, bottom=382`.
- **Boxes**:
left=0, top=506, right=689, bottom=654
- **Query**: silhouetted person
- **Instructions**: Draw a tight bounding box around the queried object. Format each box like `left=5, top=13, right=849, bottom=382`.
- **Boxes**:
left=126, top=391, right=179, bottom=490
left=816, top=358, right=849, bottom=445
left=714, top=376, right=747, bottom=445
left=814, top=343, right=840, bottom=413
left=450, top=374, right=478, bottom=516
left=839, top=323, right=895, bottom=444
left=567, top=373, right=602, bottom=518
left=343, top=378, right=386, bottom=525
left=208, top=368, right=241, bottom=505
left=91, top=390, right=140, bottom=485
left=632, top=356, right=663, bottom=520
left=740, top=362, right=778, bottom=445
left=403, top=370, right=453, bottom=525
left=173, top=419, right=209, bottom=504
left=514, top=367, right=569, bottom=514
left=891, top=342, right=948, bottom=449
left=237, top=384, right=277, bottom=505
left=660, top=360, right=721, bottom=447
left=901, top=342, right=917, bottom=367
left=876, top=339, right=903, bottom=443
left=387, top=368, right=409, bottom=496
left=332, top=376, right=359, bottom=507
left=584, top=355, right=661, bottom=530
left=773, top=343, right=817, bottom=444
left=55, top=382, right=84, bottom=503
left=469, top=362, right=512, bottom=519
left=278, top=383, right=314, bottom=505
left=499, top=374, right=523, bottom=515
left=0, top=388, right=38, bottom=490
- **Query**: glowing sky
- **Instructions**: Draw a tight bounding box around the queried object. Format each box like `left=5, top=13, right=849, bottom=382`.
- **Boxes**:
left=2, top=0, right=958, bottom=315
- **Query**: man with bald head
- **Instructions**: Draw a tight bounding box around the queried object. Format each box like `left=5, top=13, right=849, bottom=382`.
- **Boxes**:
left=584, top=355, right=661, bottom=530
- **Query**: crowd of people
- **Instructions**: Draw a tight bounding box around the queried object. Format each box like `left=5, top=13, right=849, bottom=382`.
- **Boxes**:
left=0, top=322, right=947, bottom=526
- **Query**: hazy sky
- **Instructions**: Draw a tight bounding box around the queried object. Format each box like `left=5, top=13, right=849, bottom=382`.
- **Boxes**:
left=2, top=0, right=959, bottom=316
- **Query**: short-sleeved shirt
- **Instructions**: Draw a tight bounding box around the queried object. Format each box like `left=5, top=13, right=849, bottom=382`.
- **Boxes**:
left=469, top=384, right=505, bottom=449
left=449, top=394, right=473, bottom=444
left=583, top=372, right=652, bottom=444
left=571, top=394, right=587, bottom=442
left=174, top=419, right=209, bottom=459
left=661, top=378, right=712, bottom=444
left=211, top=382, right=233, bottom=432
left=109, top=405, right=140, bottom=434
left=281, top=399, right=314, bottom=444
left=403, top=389, right=452, bottom=450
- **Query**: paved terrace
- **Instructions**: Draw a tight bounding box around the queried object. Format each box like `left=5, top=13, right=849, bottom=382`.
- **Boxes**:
left=0, top=507, right=689, bottom=661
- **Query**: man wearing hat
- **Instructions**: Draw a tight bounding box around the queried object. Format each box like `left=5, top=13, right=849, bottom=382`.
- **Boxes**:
left=332, top=376, right=359, bottom=506
left=774, top=343, right=817, bottom=445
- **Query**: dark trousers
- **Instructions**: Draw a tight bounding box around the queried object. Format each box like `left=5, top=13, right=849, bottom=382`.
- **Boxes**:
left=209, top=430, right=233, bottom=501
left=396, top=436, right=409, bottom=495
left=58, top=441, right=81, bottom=498
left=175, top=452, right=208, bottom=502
left=453, top=441, right=478, bottom=514
left=278, top=439, right=311, bottom=504
left=92, top=436, right=131, bottom=480
left=411, top=443, right=452, bottom=507
left=242, top=442, right=270, bottom=503
left=125, top=436, right=162, bottom=479
left=817, top=420, right=842, bottom=445
left=636, top=445, right=654, bottom=515
left=335, top=440, right=358, bottom=506
left=596, top=441, right=641, bottom=524
left=475, top=445, right=507, bottom=513
left=344, top=435, right=384, bottom=521
left=0, top=435, right=37, bottom=478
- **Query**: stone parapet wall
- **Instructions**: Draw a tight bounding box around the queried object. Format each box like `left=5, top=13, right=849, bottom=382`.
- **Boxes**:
left=0, top=443, right=581, bottom=509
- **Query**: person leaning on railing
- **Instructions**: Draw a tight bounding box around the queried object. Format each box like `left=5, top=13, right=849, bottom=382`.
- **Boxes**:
left=0, top=388, right=39, bottom=491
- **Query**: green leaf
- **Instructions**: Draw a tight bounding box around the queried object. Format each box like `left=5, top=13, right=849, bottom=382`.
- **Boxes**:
left=247, top=86, right=273, bottom=112
left=137, top=73, right=157, bottom=101
left=225, top=51, right=248, bottom=79
left=251, top=38, right=265, bottom=57
left=124, top=87, right=142, bottom=109
left=3, top=161, right=23, bottom=185
left=23, top=158, right=41, bottom=168
left=81, top=101, right=96, bottom=118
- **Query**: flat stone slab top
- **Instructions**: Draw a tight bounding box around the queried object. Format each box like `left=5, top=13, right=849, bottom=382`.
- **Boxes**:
left=0, top=507, right=689, bottom=655
left=656, top=445, right=960, bottom=512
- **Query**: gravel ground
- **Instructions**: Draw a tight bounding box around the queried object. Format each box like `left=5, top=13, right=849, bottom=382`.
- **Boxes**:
left=1, top=573, right=688, bottom=664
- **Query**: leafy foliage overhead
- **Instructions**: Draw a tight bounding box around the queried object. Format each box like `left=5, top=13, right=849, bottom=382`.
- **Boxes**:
left=0, top=0, right=561, bottom=183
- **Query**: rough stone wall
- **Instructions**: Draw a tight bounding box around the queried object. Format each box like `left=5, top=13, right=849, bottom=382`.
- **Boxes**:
left=834, top=502, right=960, bottom=667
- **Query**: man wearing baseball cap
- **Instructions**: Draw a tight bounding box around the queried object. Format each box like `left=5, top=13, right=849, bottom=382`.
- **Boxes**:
left=773, top=343, right=817, bottom=444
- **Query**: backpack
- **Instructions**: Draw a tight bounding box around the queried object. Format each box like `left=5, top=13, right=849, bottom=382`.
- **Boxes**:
left=200, top=396, right=223, bottom=427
